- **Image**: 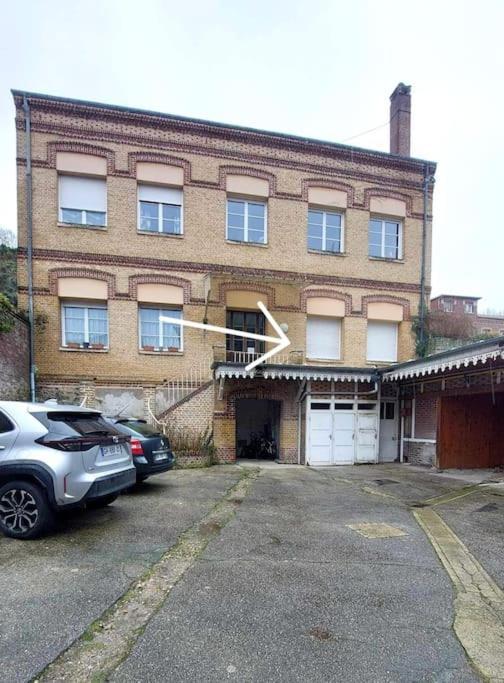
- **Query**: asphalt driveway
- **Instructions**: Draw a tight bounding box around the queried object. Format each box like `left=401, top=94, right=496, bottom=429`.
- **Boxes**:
left=2, top=463, right=503, bottom=682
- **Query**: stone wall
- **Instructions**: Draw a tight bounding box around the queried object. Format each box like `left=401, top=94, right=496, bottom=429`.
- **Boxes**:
left=0, top=307, right=29, bottom=400
left=404, top=440, right=436, bottom=466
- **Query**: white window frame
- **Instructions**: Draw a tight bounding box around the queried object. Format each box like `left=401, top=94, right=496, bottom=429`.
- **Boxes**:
left=369, top=216, right=403, bottom=260
left=138, top=306, right=184, bottom=352
left=58, top=175, right=107, bottom=227
left=226, top=197, right=267, bottom=245
left=137, top=185, right=184, bottom=235
left=61, top=302, right=109, bottom=348
left=442, top=298, right=454, bottom=313
left=464, top=301, right=475, bottom=314
left=306, top=315, right=342, bottom=360
left=307, top=208, right=344, bottom=253
left=366, top=320, right=398, bottom=363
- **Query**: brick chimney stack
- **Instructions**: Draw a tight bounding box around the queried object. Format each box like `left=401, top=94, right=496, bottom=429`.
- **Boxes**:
left=389, top=83, right=411, bottom=156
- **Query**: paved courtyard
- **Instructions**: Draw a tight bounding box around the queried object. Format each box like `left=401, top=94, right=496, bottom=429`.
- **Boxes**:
left=1, top=464, right=503, bottom=682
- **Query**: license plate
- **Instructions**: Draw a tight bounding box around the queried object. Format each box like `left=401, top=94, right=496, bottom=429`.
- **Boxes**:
left=154, top=452, right=169, bottom=462
left=101, top=444, right=123, bottom=458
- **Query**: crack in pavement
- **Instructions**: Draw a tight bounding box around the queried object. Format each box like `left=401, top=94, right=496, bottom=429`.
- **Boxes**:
left=32, top=468, right=259, bottom=683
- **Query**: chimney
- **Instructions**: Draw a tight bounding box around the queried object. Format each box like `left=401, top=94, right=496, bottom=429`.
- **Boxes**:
left=389, top=83, right=411, bottom=156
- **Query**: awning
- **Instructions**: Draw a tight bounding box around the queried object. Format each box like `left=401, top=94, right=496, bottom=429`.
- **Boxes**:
left=214, top=363, right=377, bottom=383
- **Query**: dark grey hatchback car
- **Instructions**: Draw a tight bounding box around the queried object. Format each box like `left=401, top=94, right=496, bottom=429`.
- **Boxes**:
left=105, top=418, right=175, bottom=482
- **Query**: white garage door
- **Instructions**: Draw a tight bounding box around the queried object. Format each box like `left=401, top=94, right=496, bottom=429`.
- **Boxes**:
left=333, top=411, right=355, bottom=464
left=309, top=407, right=332, bottom=466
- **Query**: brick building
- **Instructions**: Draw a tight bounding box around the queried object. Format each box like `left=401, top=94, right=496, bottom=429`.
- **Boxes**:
left=431, top=294, right=504, bottom=337
left=13, top=84, right=437, bottom=465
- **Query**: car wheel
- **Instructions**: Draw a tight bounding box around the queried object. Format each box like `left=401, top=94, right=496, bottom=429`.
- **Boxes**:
left=0, top=480, right=54, bottom=540
left=86, top=493, right=119, bottom=509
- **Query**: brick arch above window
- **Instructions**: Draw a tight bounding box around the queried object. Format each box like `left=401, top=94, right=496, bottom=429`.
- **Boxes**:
left=219, top=166, right=276, bottom=196
left=47, top=142, right=115, bottom=174
left=128, top=152, right=191, bottom=184
left=364, top=188, right=413, bottom=217
left=301, top=179, right=354, bottom=206
left=48, top=268, right=116, bottom=298
left=129, top=274, right=191, bottom=303
left=300, top=288, right=352, bottom=316
left=218, top=282, right=275, bottom=309
left=361, top=294, right=411, bottom=321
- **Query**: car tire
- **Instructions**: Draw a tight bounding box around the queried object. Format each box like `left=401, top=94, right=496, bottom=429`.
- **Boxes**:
left=0, top=480, right=54, bottom=540
left=86, top=493, right=119, bottom=509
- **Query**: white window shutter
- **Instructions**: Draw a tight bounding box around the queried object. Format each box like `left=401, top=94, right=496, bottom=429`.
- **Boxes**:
left=366, top=321, right=398, bottom=362
left=59, top=176, right=107, bottom=211
left=138, top=185, right=182, bottom=205
left=306, top=316, right=341, bottom=359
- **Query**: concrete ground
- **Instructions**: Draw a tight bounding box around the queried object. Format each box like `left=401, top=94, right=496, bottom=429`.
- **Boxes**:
left=2, top=463, right=504, bottom=682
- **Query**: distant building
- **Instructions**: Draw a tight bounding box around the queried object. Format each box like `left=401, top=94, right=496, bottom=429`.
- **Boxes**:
left=430, top=295, right=504, bottom=337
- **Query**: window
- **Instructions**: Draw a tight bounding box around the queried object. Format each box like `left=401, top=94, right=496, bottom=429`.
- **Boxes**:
left=138, top=185, right=182, bottom=235
left=139, top=307, right=182, bottom=351
left=464, top=301, right=476, bottom=314
left=61, top=303, right=108, bottom=348
left=0, top=411, right=14, bottom=434
left=308, top=209, right=343, bottom=253
left=380, top=402, right=395, bottom=420
left=369, top=218, right=402, bottom=259
left=442, top=298, right=454, bottom=313
left=227, top=199, right=266, bottom=244
left=226, top=310, right=265, bottom=360
left=306, top=316, right=341, bottom=360
left=59, top=176, right=107, bottom=227
left=366, top=321, right=398, bottom=362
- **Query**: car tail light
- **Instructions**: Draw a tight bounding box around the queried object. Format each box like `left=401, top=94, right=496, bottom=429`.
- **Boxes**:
left=130, top=438, right=144, bottom=457
left=35, top=436, right=97, bottom=451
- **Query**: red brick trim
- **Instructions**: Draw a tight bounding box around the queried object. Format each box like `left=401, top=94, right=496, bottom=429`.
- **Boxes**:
left=128, top=152, right=191, bottom=183
left=361, top=294, right=411, bottom=320
left=218, top=165, right=277, bottom=194
left=47, top=141, right=115, bottom=174
left=300, top=288, right=352, bottom=315
left=48, top=267, right=116, bottom=297
left=364, top=188, right=413, bottom=217
left=129, top=274, right=191, bottom=303
left=218, top=281, right=276, bottom=308
left=20, top=248, right=425, bottom=294
left=301, top=178, right=354, bottom=205
left=17, top=118, right=428, bottom=193
left=13, top=96, right=432, bottom=175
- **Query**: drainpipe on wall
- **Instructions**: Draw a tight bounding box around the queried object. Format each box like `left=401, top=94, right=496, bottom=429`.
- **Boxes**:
left=419, top=165, right=435, bottom=356
left=22, top=95, right=36, bottom=402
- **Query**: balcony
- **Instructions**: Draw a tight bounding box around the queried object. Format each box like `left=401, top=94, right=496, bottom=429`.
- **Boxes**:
left=212, top=345, right=305, bottom=366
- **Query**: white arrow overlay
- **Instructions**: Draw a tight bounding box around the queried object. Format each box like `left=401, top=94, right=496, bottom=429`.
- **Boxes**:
left=160, top=301, right=290, bottom=371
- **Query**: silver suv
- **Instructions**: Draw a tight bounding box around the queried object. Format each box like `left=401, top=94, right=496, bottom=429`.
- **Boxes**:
left=0, top=401, right=136, bottom=539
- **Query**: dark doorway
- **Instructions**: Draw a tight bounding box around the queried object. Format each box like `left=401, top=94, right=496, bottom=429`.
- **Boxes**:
left=236, top=399, right=280, bottom=460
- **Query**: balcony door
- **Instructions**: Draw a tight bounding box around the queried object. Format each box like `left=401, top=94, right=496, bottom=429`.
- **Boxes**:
left=226, top=310, right=265, bottom=362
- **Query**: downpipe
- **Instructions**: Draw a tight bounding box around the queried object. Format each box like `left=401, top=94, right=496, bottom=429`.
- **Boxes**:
left=22, top=95, right=36, bottom=402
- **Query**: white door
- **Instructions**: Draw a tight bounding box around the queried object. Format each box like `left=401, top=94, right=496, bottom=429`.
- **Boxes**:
left=309, top=408, right=332, bottom=465
left=332, top=412, right=355, bottom=464
left=379, top=401, right=399, bottom=462
left=356, top=413, right=377, bottom=463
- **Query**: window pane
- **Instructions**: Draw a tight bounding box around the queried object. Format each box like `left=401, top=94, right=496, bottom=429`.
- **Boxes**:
left=161, top=309, right=182, bottom=349
left=369, top=243, right=382, bottom=257
left=326, top=224, right=341, bottom=241
left=385, top=221, right=399, bottom=236
left=88, top=308, right=108, bottom=346
left=308, top=210, right=323, bottom=226
left=61, top=208, right=83, bottom=224
left=326, top=238, right=341, bottom=253
left=308, top=222, right=323, bottom=238
left=162, top=204, right=181, bottom=221
left=64, top=306, right=85, bottom=344
left=247, top=229, right=264, bottom=244
left=384, top=244, right=399, bottom=259
left=228, top=200, right=245, bottom=215
left=227, top=227, right=244, bottom=242
left=370, top=219, right=382, bottom=232
left=86, top=211, right=106, bottom=226
left=308, top=236, right=323, bottom=251
left=228, top=212, right=244, bottom=229
left=139, top=201, right=159, bottom=231
left=248, top=215, right=264, bottom=231
left=248, top=202, right=264, bottom=218
left=325, top=212, right=341, bottom=228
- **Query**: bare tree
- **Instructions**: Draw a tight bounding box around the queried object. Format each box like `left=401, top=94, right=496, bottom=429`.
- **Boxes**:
left=0, top=228, right=17, bottom=248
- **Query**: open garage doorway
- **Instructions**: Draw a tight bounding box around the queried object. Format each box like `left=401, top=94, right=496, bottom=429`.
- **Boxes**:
left=236, top=399, right=280, bottom=460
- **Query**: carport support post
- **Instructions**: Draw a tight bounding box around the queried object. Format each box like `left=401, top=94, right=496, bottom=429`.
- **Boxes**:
left=143, top=385, right=157, bottom=424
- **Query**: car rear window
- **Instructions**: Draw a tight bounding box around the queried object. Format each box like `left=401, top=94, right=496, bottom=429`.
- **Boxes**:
left=115, top=420, right=162, bottom=438
left=33, top=411, right=121, bottom=437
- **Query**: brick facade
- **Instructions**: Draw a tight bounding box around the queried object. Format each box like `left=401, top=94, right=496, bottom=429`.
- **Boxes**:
left=13, top=90, right=436, bottom=464
left=0, top=307, right=29, bottom=400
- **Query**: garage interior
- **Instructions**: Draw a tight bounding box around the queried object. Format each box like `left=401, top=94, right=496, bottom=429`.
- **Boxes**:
left=236, top=399, right=280, bottom=460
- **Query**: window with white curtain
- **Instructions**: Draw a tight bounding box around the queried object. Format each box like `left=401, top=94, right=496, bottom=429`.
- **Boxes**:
left=139, top=307, right=183, bottom=351
left=61, top=303, right=108, bottom=348
left=368, top=217, right=402, bottom=259
left=366, top=321, right=398, bottom=362
left=138, top=185, right=183, bottom=234
left=306, top=316, right=341, bottom=360
left=226, top=198, right=266, bottom=244
left=59, top=176, right=107, bottom=226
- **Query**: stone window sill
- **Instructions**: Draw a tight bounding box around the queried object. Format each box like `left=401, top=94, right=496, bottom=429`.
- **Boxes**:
left=139, top=350, right=184, bottom=356
left=308, top=249, right=346, bottom=257
left=226, top=239, right=268, bottom=249
left=58, top=223, right=107, bottom=231
left=368, top=256, right=404, bottom=264
left=137, top=231, right=184, bottom=239
left=60, top=346, right=109, bottom=353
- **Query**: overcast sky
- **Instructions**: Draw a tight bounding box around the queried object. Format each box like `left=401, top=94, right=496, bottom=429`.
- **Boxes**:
left=1, top=0, right=503, bottom=311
